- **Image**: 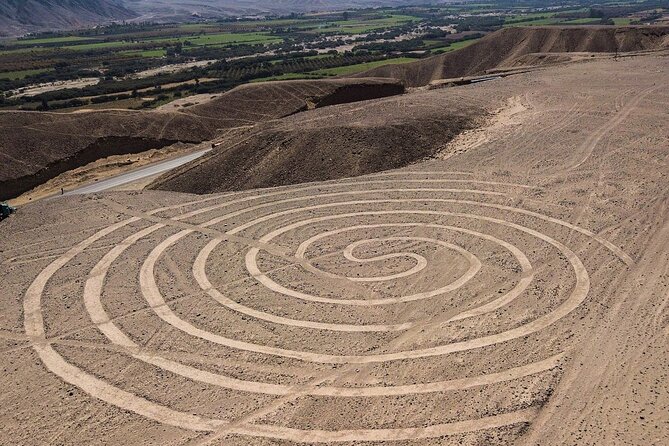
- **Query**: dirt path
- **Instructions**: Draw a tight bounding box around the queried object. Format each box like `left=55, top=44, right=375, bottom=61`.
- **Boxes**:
left=10, top=143, right=200, bottom=205
left=436, top=95, right=529, bottom=160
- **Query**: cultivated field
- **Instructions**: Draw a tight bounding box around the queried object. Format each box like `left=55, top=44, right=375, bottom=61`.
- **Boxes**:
left=1, top=50, right=668, bottom=446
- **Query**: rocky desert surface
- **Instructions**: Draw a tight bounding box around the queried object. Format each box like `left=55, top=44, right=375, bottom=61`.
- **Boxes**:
left=1, top=29, right=667, bottom=446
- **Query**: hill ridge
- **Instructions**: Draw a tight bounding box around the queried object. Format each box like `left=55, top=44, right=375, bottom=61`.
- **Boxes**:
left=354, top=26, right=669, bottom=87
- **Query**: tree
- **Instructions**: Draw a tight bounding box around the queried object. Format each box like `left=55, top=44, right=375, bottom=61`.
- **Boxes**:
left=589, top=8, right=604, bottom=18
left=343, top=11, right=350, bottom=21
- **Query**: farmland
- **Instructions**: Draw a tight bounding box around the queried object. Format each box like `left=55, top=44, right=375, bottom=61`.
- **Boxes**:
left=0, top=0, right=665, bottom=112
left=311, top=57, right=416, bottom=75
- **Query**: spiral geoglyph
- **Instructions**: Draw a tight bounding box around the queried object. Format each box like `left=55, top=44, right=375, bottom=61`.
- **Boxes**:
left=23, top=170, right=632, bottom=443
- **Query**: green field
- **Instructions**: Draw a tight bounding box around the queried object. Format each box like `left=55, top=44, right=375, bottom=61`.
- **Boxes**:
left=0, top=68, right=53, bottom=80
left=120, top=49, right=167, bottom=58
left=505, top=12, right=558, bottom=21
left=504, top=17, right=564, bottom=27
left=251, top=72, right=324, bottom=82
left=234, top=18, right=313, bottom=27
left=431, top=38, right=481, bottom=53
left=612, top=17, right=633, bottom=25
left=61, top=32, right=281, bottom=51
left=14, top=36, right=94, bottom=45
left=503, top=8, right=594, bottom=27
left=311, top=57, right=416, bottom=76
left=312, top=14, right=419, bottom=34
left=170, top=32, right=281, bottom=46
left=562, top=18, right=601, bottom=24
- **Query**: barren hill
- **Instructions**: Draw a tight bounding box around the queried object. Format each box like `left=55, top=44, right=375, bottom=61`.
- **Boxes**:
left=355, top=26, right=669, bottom=87
left=0, top=0, right=137, bottom=37
left=149, top=90, right=487, bottom=194
left=149, top=26, right=669, bottom=196
left=126, top=0, right=429, bottom=21
left=185, top=77, right=404, bottom=121
left=0, top=77, right=402, bottom=200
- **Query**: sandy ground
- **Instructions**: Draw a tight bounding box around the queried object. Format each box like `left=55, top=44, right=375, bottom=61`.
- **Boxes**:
left=9, top=142, right=197, bottom=205
left=9, top=77, right=100, bottom=98
left=436, top=95, right=528, bottom=160
left=0, top=52, right=668, bottom=446
left=130, top=60, right=218, bottom=79
left=157, top=93, right=222, bottom=112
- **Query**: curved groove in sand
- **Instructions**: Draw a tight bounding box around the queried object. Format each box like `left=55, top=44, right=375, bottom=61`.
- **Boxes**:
left=79, top=218, right=564, bottom=400
left=83, top=225, right=564, bottom=397
left=341, top=238, right=429, bottom=282
left=144, top=208, right=585, bottom=363
left=23, top=215, right=545, bottom=438
left=22, top=176, right=612, bottom=440
left=287, top=224, right=527, bottom=307
left=142, top=178, right=627, bottom=266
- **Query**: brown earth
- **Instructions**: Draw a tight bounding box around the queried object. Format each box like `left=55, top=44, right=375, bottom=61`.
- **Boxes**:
left=0, top=77, right=404, bottom=200
left=353, top=26, right=669, bottom=86
left=0, top=50, right=667, bottom=446
left=148, top=90, right=487, bottom=194
left=147, top=27, right=669, bottom=197
left=9, top=142, right=198, bottom=206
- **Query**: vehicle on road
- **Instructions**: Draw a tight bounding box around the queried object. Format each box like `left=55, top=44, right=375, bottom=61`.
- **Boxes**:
left=1, top=203, right=16, bottom=221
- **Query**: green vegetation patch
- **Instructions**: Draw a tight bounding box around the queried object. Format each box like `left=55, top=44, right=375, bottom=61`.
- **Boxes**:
left=120, top=49, right=167, bottom=58
left=62, top=32, right=281, bottom=51
left=0, top=68, right=53, bottom=80
left=174, top=32, right=282, bottom=46
left=431, top=38, right=481, bottom=53
left=504, top=17, right=564, bottom=27
left=251, top=72, right=325, bottom=82
left=14, top=36, right=94, bottom=45
left=311, top=57, right=416, bottom=76
left=312, top=14, right=420, bottom=34
left=562, top=18, right=601, bottom=24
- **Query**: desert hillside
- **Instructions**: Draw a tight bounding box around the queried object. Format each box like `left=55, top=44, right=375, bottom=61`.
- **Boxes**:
left=0, top=78, right=403, bottom=200
left=355, top=26, right=669, bottom=86
left=1, top=14, right=668, bottom=445
left=150, top=27, right=669, bottom=195
left=1, top=50, right=667, bottom=445
left=148, top=90, right=486, bottom=194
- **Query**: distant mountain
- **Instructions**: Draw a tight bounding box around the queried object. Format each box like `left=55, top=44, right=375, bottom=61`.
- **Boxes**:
left=0, top=0, right=429, bottom=37
left=0, top=0, right=137, bottom=37
left=125, top=0, right=430, bottom=21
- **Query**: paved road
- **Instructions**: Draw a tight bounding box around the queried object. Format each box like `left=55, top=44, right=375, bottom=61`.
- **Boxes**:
left=63, top=149, right=211, bottom=196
